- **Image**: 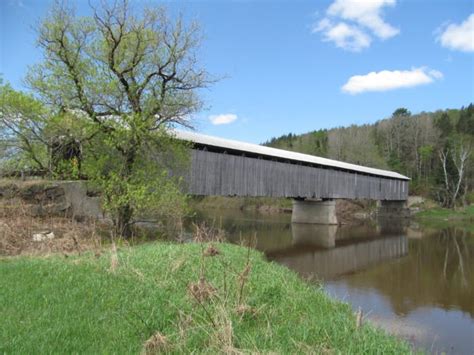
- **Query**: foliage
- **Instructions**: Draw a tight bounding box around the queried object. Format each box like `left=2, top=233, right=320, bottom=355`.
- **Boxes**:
left=0, top=242, right=411, bottom=353
left=0, top=81, right=98, bottom=179
left=265, top=105, right=474, bottom=208
left=83, top=128, right=190, bottom=237
left=25, top=0, right=212, bottom=236
left=0, top=81, right=50, bottom=173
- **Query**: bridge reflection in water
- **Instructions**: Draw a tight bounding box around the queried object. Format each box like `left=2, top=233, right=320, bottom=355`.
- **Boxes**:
left=198, top=209, right=409, bottom=281
left=266, top=222, right=408, bottom=280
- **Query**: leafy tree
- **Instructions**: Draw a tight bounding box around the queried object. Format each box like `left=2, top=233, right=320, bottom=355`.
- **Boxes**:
left=0, top=81, right=50, bottom=173
left=311, top=129, right=328, bottom=157
left=435, top=112, right=453, bottom=139
left=418, top=144, right=434, bottom=180
left=27, top=0, right=212, bottom=237
left=392, top=107, right=411, bottom=117
left=456, top=104, right=474, bottom=135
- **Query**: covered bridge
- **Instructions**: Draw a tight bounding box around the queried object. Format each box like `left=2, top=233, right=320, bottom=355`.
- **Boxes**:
left=174, top=130, right=409, bottom=200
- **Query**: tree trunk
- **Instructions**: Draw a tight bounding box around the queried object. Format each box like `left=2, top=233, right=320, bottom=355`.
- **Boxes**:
left=114, top=145, right=138, bottom=238
left=116, top=204, right=133, bottom=238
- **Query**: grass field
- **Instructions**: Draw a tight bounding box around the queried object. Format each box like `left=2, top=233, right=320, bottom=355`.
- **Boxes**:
left=1, top=242, right=411, bottom=353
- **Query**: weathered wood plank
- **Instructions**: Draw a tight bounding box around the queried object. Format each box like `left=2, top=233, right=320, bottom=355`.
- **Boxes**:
left=186, top=150, right=408, bottom=200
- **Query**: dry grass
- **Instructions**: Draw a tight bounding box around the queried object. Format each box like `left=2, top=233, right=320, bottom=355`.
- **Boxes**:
left=188, top=277, right=217, bottom=303
left=109, top=241, right=119, bottom=272
left=203, top=244, right=220, bottom=257
left=142, top=331, right=169, bottom=354
left=192, top=222, right=225, bottom=243
left=0, top=200, right=104, bottom=256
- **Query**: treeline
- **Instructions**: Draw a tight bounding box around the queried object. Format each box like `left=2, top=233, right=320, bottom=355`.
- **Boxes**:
left=264, top=106, right=474, bottom=207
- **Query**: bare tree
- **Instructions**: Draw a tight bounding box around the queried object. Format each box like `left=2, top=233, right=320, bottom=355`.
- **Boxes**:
left=438, top=140, right=472, bottom=208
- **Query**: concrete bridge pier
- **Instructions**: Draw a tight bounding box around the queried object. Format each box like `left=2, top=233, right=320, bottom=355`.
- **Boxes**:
left=377, top=200, right=410, bottom=218
left=291, top=199, right=338, bottom=225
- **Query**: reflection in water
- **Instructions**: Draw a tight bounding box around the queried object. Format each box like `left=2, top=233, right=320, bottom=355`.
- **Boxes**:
left=266, top=222, right=408, bottom=280
left=291, top=224, right=337, bottom=248
left=272, top=234, right=408, bottom=280
left=340, top=227, right=473, bottom=318
left=189, top=209, right=474, bottom=354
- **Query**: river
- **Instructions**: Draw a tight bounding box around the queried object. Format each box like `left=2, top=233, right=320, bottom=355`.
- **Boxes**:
left=189, top=208, right=474, bottom=354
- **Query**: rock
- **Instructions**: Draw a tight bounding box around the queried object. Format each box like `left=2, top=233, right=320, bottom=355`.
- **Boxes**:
left=28, top=205, right=44, bottom=217
left=44, top=201, right=71, bottom=215
left=44, top=185, right=65, bottom=200
left=19, top=184, right=46, bottom=201
left=407, top=196, right=424, bottom=208
left=353, top=212, right=369, bottom=220
left=32, top=231, right=55, bottom=242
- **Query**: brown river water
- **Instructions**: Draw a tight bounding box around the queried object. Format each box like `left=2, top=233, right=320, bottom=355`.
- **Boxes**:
left=189, top=209, right=474, bottom=354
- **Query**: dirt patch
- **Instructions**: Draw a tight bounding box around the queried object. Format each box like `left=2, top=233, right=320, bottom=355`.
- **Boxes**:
left=0, top=200, right=107, bottom=256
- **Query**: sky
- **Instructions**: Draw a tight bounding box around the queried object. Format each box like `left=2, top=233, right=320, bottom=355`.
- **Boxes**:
left=1, top=0, right=473, bottom=143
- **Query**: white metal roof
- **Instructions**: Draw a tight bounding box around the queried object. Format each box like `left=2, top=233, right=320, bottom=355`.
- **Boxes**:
left=173, top=130, right=410, bottom=180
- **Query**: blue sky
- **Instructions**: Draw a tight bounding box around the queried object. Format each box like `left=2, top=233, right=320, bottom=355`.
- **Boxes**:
left=1, top=0, right=473, bottom=143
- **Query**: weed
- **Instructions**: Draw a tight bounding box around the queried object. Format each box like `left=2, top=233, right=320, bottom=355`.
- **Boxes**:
left=203, top=244, right=220, bottom=257
left=142, top=331, right=168, bottom=354
left=188, top=277, right=217, bottom=303
left=109, top=241, right=119, bottom=273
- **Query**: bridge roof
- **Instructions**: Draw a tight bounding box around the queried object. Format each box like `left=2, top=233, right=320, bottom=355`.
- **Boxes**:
left=174, top=130, right=410, bottom=180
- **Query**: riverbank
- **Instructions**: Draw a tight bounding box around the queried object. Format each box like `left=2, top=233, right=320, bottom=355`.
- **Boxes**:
left=414, top=205, right=474, bottom=231
left=415, top=205, right=474, bottom=220
left=0, top=242, right=411, bottom=353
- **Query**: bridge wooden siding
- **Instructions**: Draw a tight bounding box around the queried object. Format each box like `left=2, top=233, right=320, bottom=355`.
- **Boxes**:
left=185, top=149, right=408, bottom=200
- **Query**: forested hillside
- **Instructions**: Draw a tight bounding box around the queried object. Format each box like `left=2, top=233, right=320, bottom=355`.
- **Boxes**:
left=264, top=106, right=474, bottom=207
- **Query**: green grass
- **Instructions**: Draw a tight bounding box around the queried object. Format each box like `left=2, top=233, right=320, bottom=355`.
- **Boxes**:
left=415, top=205, right=474, bottom=221
left=1, top=242, right=410, bottom=353
left=415, top=205, right=474, bottom=232
left=414, top=205, right=474, bottom=232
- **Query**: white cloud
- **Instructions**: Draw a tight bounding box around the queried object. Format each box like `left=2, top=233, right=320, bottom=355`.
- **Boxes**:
left=437, top=14, right=474, bottom=52
left=314, top=19, right=371, bottom=51
left=327, top=0, right=399, bottom=39
left=312, top=0, right=399, bottom=51
left=342, top=67, right=443, bottom=94
left=209, top=113, right=238, bottom=125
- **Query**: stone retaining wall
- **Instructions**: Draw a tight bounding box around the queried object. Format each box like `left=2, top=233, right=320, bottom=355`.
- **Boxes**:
left=0, top=180, right=103, bottom=220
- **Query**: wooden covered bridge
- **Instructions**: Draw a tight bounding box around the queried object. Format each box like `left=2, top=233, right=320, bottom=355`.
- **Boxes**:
left=174, top=130, right=410, bottom=224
